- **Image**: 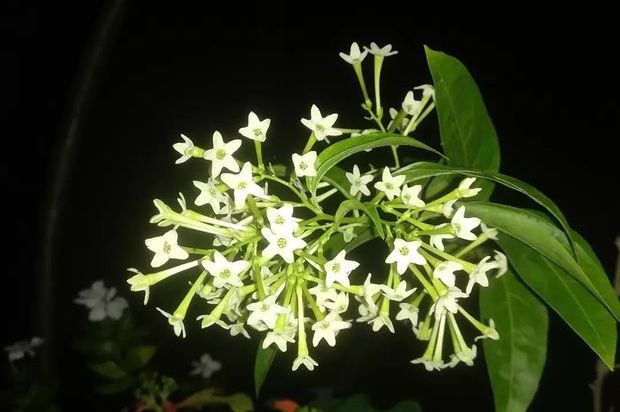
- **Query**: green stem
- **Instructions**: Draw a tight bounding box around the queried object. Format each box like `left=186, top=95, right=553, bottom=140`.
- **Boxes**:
left=254, top=140, right=264, bottom=169
left=373, top=55, right=384, bottom=119
left=303, top=133, right=317, bottom=154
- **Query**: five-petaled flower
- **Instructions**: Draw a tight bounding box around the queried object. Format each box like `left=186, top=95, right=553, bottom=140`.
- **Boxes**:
left=203, top=131, right=242, bottom=178
left=374, top=167, right=405, bottom=200
left=300, top=104, right=343, bottom=141
left=346, top=164, right=374, bottom=197
left=386, top=239, right=426, bottom=275
left=202, top=251, right=249, bottom=289
left=238, top=111, right=271, bottom=142
left=75, top=280, right=129, bottom=321
left=292, top=151, right=317, bottom=177
left=145, top=229, right=189, bottom=268
left=324, top=251, right=360, bottom=287
left=221, top=162, right=266, bottom=209
left=190, top=353, right=222, bottom=378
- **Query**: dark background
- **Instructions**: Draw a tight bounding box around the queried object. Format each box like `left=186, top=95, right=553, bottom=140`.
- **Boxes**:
left=4, top=1, right=619, bottom=411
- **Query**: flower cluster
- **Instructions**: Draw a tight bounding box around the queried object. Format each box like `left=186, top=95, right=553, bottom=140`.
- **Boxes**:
left=127, top=42, right=506, bottom=372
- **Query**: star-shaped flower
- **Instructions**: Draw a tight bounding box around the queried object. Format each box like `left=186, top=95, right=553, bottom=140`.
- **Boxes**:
left=374, top=167, right=405, bottom=200
left=400, top=184, right=425, bottom=208
left=202, top=251, right=249, bottom=289
left=451, top=206, right=481, bottom=241
left=172, top=134, right=195, bottom=164
left=292, top=355, right=319, bottom=371
left=369, top=313, right=395, bottom=333
left=203, top=131, right=242, bottom=178
left=190, top=353, right=222, bottom=378
left=493, top=251, right=508, bottom=278
left=144, top=230, right=189, bottom=268
left=432, top=287, right=468, bottom=318
left=292, top=151, right=317, bottom=177
left=221, top=162, right=266, bottom=209
left=246, top=295, right=288, bottom=330
left=385, top=238, right=426, bottom=275
left=261, top=227, right=307, bottom=263
left=266, top=204, right=299, bottom=235
left=481, top=223, right=499, bottom=240
left=380, top=281, right=416, bottom=302
left=442, top=199, right=457, bottom=218
left=193, top=178, right=227, bottom=213
left=127, top=268, right=150, bottom=305
left=396, top=302, right=420, bottom=328
left=346, top=165, right=374, bottom=197
left=156, top=307, right=186, bottom=338
left=311, top=312, right=351, bottom=347
left=74, top=280, right=129, bottom=321
left=433, top=261, right=464, bottom=288
left=402, top=91, right=422, bottom=116
left=364, top=42, right=398, bottom=57
left=4, top=337, right=43, bottom=362
left=457, top=177, right=482, bottom=198
left=300, top=104, right=343, bottom=141
left=238, top=111, right=270, bottom=142
left=324, top=251, right=360, bottom=287
left=465, top=256, right=496, bottom=294
left=322, top=291, right=349, bottom=314
left=339, top=42, right=368, bottom=64
left=308, top=284, right=339, bottom=308
left=429, top=223, right=455, bottom=252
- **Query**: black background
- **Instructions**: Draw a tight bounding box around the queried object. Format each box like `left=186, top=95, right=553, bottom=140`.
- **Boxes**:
left=4, top=1, right=619, bottom=411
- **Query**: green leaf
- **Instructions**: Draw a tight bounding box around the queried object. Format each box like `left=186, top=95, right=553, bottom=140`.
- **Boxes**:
left=480, top=269, right=548, bottom=412
left=254, top=343, right=277, bottom=397
left=309, top=132, right=443, bottom=198
left=322, top=166, right=353, bottom=199
left=88, top=360, right=126, bottom=380
left=325, top=394, right=423, bottom=412
left=121, top=345, right=156, bottom=372
left=425, top=46, right=500, bottom=200
left=467, top=202, right=620, bottom=321
left=178, top=389, right=253, bottom=412
left=499, top=234, right=617, bottom=368
left=332, top=198, right=385, bottom=239
left=400, top=162, right=575, bottom=252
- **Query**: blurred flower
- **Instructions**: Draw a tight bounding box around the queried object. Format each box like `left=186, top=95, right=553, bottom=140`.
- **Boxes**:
left=75, top=280, right=128, bottom=321
left=4, top=337, right=43, bottom=362
left=190, top=353, right=222, bottom=379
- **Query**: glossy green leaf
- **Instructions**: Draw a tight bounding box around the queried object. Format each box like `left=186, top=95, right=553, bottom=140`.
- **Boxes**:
left=425, top=46, right=500, bottom=200
left=480, top=269, right=548, bottom=412
left=254, top=343, right=277, bottom=397
left=400, top=162, right=574, bottom=252
left=322, top=166, right=352, bottom=199
left=309, top=132, right=443, bottom=197
left=121, top=345, right=156, bottom=372
left=89, top=360, right=126, bottom=380
left=332, top=198, right=385, bottom=239
left=498, top=234, right=617, bottom=368
left=467, top=202, right=620, bottom=321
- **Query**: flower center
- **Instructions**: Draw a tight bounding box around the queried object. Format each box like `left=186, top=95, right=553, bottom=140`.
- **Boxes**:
left=253, top=128, right=263, bottom=137
left=277, top=238, right=288, bottom=249
left=399, top=246, right=409, bottom=256
left=299, top=161, right=307, bottom=170
left=220, top=269, right=231, bottom=279
left=386, top=182, right=394, bottom=190
left=237, top=182, right=247, bottom=190
left=275, top=215, right=285, bottom=225
left=316, top=124, right=325, bottom=132
left=331, top=263, right=341, bottom=273
left=163, top=242, right=171, bottom=254
left=216, top=148, right=227, bottom=160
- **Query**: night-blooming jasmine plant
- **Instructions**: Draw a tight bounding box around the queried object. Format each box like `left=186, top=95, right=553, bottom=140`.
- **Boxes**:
left=126, top=42, right=619, bottom=410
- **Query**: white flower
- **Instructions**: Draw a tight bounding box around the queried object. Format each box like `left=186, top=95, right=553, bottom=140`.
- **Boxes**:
left=338, top=42, right=368, bottom=64
left=144, top=230, right=189, bottom=268
left=362, top=273, right=383, bottom=306
left=465, top=256, right=496, bottom=294
left=309, top=284, right=339, bottom=308
left=451, top=206, right=481, bottom=241
left=364, top=42, right=398, bottom=57
left=481, top=223, right=499, bottom=240
left=339, top=225, right=358, bottom=243
left=203, top=131, right=242, bottom=178
left=193, top=179, right=227, bottom=213
left=229, top=321, right=251, bottom=339
left=493, top=251, right=508, bottom=278
left=127, top=268, right=150, bottom=305
left=346, top=165, right=373, bottom=197
left=156, top=308, right=186, bottom=338
left=396, top=303, right=419, bottom=328
left=238, top=111, right=270, bottom=142
left=221, top=162, right=266, bottom=209
left=261, top=227, right=307, bottom=264
left=374, top=167, right=405, bottom=200
left=402, top=91, right=422, bottom=116
left=311, top=312, right=351, bottom=347
left=475, top=319, right=500, bottom=341
left=442, top=199, right=457, bottom=218
left=369, top=313, right=395, bottom=333
left=457, top=177, right=482, bottom=198
left=4, top=337, right=43, bottom=362
left=323, top=291, right=349, bottom=314
left=190, top=353, right=222, bottom=379
left=300, top=104, right=343, bottom=141
left=433, top=261, right=464, bottom=288
left=450, top=344, right=477, bottom=367
left=172, top=134, right=195, bottom=164
left=266, top=204, right=299, bottom=235
left=432, top=287, right=468, bottom=318
left=415, top=84, right=435, bottom=98
left=247, top=295, right=288, bottom=330
left=202, top=251, right=249, bottom=289
left=263, top=324, right=297, bottom=352
left=324, top=251, right=360, bottom=287
left=74, top=280, right=129, bottom=321
left=411, top=356, right=444, bottom=371
left=388, top=107, right=409, bottom=131
left=292, top=151, right=317, bottom=177
left=400, top=184, right=425, bottom=208
left=356, top=299, right=379, bottom=322
left=429, top=223, right=454, bottom=252
left=381, top=281, right=416, bottom=302
left=385, top=238, right=426, bottom=275
left=292, top=355, right=319, bottom=371
left=197, top=313, right=230, bottom=330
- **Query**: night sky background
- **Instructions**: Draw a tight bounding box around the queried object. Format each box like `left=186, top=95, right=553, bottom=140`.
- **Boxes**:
left=4, top=2, right=619, bottom=411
